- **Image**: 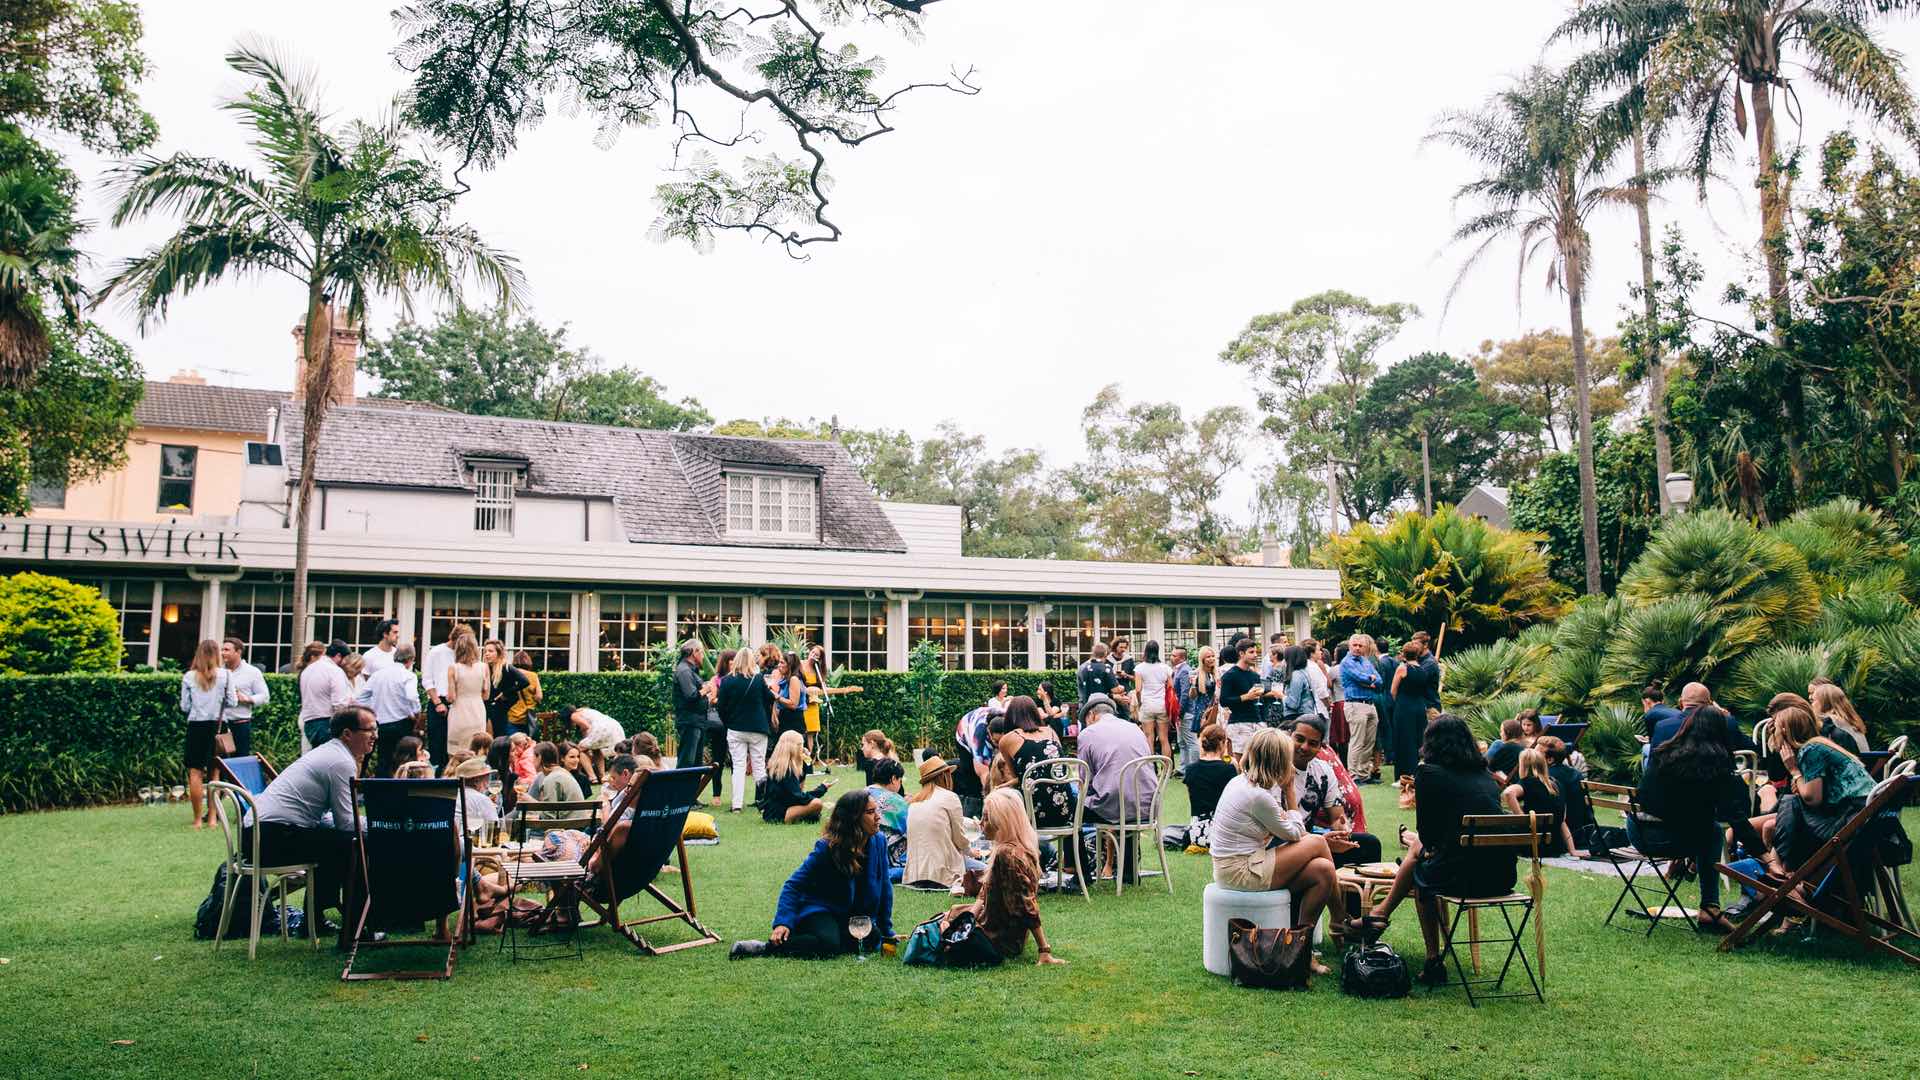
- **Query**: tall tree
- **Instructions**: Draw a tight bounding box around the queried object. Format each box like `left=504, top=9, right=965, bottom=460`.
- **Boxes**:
left=1558, top=0, right=1920, bottom=498
left=101, top=45, right=524, bottom=642
left=395, top=0, right=977, bottom=255
left=1471, top=330, right=1630, bottom=454
left=1079, top=385, right=1252, bottom=564
left=848, top=422, right=1091, bottom=559
left=0, top=319, right=141, bottom=514
left=1352, top=352, right=1532, bottom=510
left=1429, top=66, right=1650, bottom=596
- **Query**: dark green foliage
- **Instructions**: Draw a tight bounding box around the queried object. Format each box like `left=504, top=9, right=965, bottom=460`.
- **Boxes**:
left=0, top=318, right=143, bottom=513
left=1510, top=429, right=1661, bottom=593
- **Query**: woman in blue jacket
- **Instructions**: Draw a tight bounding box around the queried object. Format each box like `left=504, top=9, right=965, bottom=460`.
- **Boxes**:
left=731, top=789, right=894, bottom=958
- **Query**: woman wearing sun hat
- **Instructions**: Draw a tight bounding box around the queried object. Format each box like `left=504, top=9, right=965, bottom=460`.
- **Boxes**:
left=904, top=755, right=982, bottom=891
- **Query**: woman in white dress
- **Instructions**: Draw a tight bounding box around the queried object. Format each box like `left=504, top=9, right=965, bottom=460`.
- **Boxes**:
left=444, top=633, right=489, bottom=762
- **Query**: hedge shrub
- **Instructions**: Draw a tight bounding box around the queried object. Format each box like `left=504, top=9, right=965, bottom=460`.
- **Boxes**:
left=0, top=572, right=123, bottom=675
left=0, top=669, right=1078, bottom=812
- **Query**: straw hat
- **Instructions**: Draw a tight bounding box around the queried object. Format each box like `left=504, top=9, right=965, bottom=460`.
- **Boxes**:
left=451, top=757, right=492, bottom=781
left=917, top=755, right=956, bottom=785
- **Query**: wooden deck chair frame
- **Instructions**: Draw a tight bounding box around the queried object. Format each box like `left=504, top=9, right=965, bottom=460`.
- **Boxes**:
left=1718, top=774, right=1919, bottom=967
left=1021, top=757, right=1091, bottom=901
left=543, top=765, right=722, bottom=956
left=498, top=798, right=606, bottom=961
left=1435, top=812, right=1547, bottom=1006
left=1582, top=780, right=1691, bottom=935
left=215, top=753, right=279, bottom=796
left=1093, top=755, right=1174, bottom=897
left=343, top=777, right=473, bottom=981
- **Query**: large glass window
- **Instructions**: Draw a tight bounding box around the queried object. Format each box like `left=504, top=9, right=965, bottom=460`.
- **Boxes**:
left=725, top=471, right=818, bottom=540
left=311, top=584, right=389, bottom=650
left=157, top=445, right=197, bottom=512
left=908, top=600, right=967, bottom=670
left=156, top=580, right=203, bottom=667
left=765, top=597, right=826, bottom=651
left=675, top=594, right=744, bottom=650
left=95, top=579, right=155, bottom=669
left=969, top=601, right=1029, bottom=670
left=507, top=590, right=573, bottom=672
left=1213, top=606, right=1265, bottom=651
left=831, top=598, right=888, bottom=671
left=1162, top=605, right=1212, bottom=655
left=1102, top=605, right=1148, bottom=658
left=427, top=588, right=495, bottom=647
left=224, top=583, right=294, bottom=673
left=598, top=593, right=668, bottom=672
left=1045, top=603, right=1096, bottom=669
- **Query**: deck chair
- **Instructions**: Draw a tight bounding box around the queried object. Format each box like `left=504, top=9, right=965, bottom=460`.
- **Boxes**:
left=1718, top=774, right=1918, bottom=967
left=497, top=798, right=605, bottom=961
left=1582, top=780, right=1691, bottom=935
left=1435, top=812, right=1548, bottom=1006
left=1093, top=755, right=1174, bottom=897
left=215, top=754, right=279, bottom=797
left=540, top=765, right=721, bottom=956
left=1021, top=757, right=1091, bottom=901
left=342, top=777, right=472, bottom=981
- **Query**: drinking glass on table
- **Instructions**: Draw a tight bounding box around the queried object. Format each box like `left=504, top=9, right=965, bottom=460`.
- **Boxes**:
left=848, top=915, right=873, bottom=961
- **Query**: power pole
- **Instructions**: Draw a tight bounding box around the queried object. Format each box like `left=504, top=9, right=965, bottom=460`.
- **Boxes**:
left=1325, top=450, right=1355, bottom=537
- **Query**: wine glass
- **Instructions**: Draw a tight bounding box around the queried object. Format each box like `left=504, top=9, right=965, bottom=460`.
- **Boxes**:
left=848, top=915, right=873, bottom=961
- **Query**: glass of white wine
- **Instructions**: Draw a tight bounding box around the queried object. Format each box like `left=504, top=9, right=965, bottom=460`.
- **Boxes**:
left=848, top=915, right=873, bottom=961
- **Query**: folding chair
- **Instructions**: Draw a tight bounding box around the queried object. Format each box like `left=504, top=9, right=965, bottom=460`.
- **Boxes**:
left=1719, top=774, right=1919, bottom=967
left=1435, top=812, right=1547, bottom=1006
left=1021, top=757, right=1090, bottom=901
left=1093, top=755, right=1174, bottom=897
left=497, top=798, right=605, bottom=962
left=215, top=754, right=279, bottom=797
left=207, top=780, right=318, bottom=960
left=1582, top=780, right=1691, bottom=935
left=542, top=765, right=722, bottom=956
left=342, top=777, right=472, bottom=981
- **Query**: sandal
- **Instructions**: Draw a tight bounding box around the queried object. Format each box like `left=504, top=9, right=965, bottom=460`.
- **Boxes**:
left=1417, top=956, right=1448, bottom=987
left=1343, top=914, right=1390, bottom=943
left=1694, top=905, right=1736, bottom=935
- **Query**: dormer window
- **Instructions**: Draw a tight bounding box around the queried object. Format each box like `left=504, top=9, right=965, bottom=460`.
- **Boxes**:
left=471, top=463, right=521, bottom=534
left=726, top=469, right=817, bottom=540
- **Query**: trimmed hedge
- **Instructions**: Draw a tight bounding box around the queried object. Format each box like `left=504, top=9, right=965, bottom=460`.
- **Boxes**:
left=0, top=669, right=1079, bottom=812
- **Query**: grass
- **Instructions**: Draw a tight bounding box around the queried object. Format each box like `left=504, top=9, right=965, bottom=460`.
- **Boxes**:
left=1, top=775, right=1917, bottom=1080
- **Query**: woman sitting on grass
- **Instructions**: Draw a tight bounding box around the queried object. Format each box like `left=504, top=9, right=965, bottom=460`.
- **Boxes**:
left=525, top=741, right=586, bottom=822
left=856, top=729, right=898, bottom=785
left=905, top=755, right=981, bottom=892
left=1209, top=727, right=1338, bottom=975
left=937, top=788, right=1066, bottom=965
left=1347, top=714, right=1517, bottom=986
left=761, top=730, right=833, bottom=824
left=732, top=789, right=894, bottom=959
left=1500, top=748, right=1575, bottom=857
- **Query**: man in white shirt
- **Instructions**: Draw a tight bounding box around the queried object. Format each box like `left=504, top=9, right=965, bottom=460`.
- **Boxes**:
left=250, top=705, right=378, bottom=932
left=360, top=618, right=401, bottom=675
left=219, top=636, right=270, bottom=758
left=359, top=644, right=422, bottom=777
left=298, top=641, right=355, bottom=755
left=420, top=621, right=469, bottom=771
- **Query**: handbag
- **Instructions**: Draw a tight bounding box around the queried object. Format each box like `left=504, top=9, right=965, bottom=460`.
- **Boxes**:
left=1341, top=942, right=1411, bottom=998
left=1164, top=680, right=1179, bottom=718
left=212, top=672, right=237, bottom=758
left=901, top=914, right=944, bottom=966
left=938, top=910, right=1004, bottom=968
left=1226, top=917, right=1312, bottom=990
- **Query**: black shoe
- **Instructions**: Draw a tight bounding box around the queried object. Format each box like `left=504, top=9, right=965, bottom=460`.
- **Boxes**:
left=729, top=939, right=769, bottom=960
left=1418, top=957, right=1448, bottom=987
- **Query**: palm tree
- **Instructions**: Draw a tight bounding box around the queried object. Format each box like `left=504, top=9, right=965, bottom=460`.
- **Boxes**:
left=0, top=162, right=83, bottom=388
left=1429, top=66, right=1652, bottom=595
left=1556, top=1, right=1920, bottom=496
left=100, top=44, right=524, bottom=639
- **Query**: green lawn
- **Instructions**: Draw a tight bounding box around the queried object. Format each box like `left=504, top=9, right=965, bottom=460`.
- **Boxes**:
left=1, top=778, right=1916, bottom=1080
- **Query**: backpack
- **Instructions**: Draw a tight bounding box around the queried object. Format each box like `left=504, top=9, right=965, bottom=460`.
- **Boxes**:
left=1341, top=942, right=1412, bottom=998
left=193, top=862, right=305, bottom=940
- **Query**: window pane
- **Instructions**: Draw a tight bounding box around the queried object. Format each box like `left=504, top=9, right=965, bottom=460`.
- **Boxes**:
left=95, top=579, right=155, bottom=669
left=311, top=584, right=389, bottom=651
left=969, top=601, right=1029, bottom=670
left=28, top=478, right=65, bottom=508
left=160, top=445, right=197, bottom=479
left=676, top=594, right=744, bottom=650
left=765, top=597, right=825, bottom=651
left=1163, top=605, right=1211, bottom=655
left=156, top=580, right=203, bottom=668
left=908, top=600, right=966, bottom=670
left=757, top=477, right=782, bottom=532
left=786, top=479, right=814, bottom=535
left=1102, top=605, right=1147, bottom=657
left=507, top=590, right=573, bottom=672
left=831, top=598, right=888, bottom=671
left=429, top=588, right=495, bottom=645
left=727, top=475, right=754, bottom=531
left=1045, top=604, right=1096, bottom=669
left=224, top=583, right=294, bottom=673
left=598, top=593, right=668, bottom=671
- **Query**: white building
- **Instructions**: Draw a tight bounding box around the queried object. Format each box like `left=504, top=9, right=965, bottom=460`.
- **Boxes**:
left=7, top=383, right=1337, bottom=672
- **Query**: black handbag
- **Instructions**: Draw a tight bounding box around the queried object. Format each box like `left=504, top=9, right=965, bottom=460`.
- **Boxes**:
left=937, top=910, right=1004, bottom=968
left=1340, top=942, right=1412, bottom=998
left=1226, top=917, right=1312, bottom=990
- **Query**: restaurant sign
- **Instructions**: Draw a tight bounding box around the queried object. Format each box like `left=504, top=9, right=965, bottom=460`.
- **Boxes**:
left=0, top=521, right=240, bottom=563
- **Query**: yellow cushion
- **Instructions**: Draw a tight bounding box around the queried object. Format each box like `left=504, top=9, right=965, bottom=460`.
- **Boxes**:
left=682, top=811, right=717, bottom=840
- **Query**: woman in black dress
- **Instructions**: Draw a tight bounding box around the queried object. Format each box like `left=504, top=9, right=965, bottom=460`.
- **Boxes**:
left=1386, top=641, right=1433, bottom=779
left=998, top=697, right=1073, bottom=827
left=1499, top=748, right=1575, bottom=856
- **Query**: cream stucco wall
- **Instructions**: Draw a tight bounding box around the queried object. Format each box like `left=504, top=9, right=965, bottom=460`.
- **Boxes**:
left=34, top=427, right=252, bottom=524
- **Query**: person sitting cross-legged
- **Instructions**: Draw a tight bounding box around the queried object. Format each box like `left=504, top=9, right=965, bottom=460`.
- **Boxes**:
left=731, top=789, right=894, bottom=959
left=1209, top=727, right=1339, bottom=976
left=761, top=730, right=833, bottom=824
left=1346, top=713, right=1518, bottom=986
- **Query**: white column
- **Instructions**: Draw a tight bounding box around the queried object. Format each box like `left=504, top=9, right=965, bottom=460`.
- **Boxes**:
left=1146, top=605, right=1165, bottom=648
left=1026, top=603, right=1046, bottom=671
left=1294, top=605, right=1313, bottom=641
left=395, top=587, right=418, bottom=647
left=744, top=594, right=766, bottom=647
left=887, top=596, right=910, bottom=669
left=575, top=592, right=598, bottom=672
left=146, top=583, right=162, bottom=668
left=962, top=601, right=975, bottom=671
left=200, top=578, right=223, bottom=640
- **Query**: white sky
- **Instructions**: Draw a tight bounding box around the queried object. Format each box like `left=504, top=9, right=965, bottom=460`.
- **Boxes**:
left=67, top=2, right=1920, bottom=513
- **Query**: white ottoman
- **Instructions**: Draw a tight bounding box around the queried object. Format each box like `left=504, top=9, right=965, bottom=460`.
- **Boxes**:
left=1202, top=882, right=1293, bottom=976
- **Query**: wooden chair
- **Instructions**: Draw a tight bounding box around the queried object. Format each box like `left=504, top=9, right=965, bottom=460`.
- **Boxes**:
left=1718, top=774, right=1919, bottom=967
left=498, top=798, right=605, bottom=961
left=540, top=765, right=722, bottom=956
left=1582, top=780, right=1692, bottom=935
left=1093, top=755, right=1174, bottom=897
left=342, top=777, right=473, bottom=981
left=1021, top=757, right=1091, bottom=901
left=1434, top=812, right=1548, bottom=1006
left=215, top=754, right=279, bottom=797
left=206, top=780, right=318, bottom=960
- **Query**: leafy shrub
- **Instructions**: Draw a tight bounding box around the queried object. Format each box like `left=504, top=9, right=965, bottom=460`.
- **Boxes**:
left=0, top=572, right=123, bottom=675
left=1599, top=594, right=1727, bottom=700
left=1619, top=509, right=1819, bottom=660
left=1722, top=641, right=1868, bottom=717
left=1537, top=596, right=1626, bottom=718
left=1580, top=704, right=1644, bottom=785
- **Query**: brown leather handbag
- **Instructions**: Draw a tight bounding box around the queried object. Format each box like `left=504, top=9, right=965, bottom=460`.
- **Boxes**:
left=1226, top=917, right=1313, bottom=990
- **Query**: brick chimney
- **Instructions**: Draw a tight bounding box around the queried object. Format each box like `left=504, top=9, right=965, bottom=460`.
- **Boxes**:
left=167, top=369, right=207, bottom=385
left=292, top=306, right=359, bottom=405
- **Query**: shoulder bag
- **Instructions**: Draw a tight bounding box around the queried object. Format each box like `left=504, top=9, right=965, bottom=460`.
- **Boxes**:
left=1226, top=917, right=1312, bottom=990
left=1340, top=942, right=1412, bottom=998
left=212, top=672, right=237, bottom=758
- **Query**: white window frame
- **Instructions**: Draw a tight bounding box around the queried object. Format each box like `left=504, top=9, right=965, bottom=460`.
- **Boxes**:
left=724, top=469, right=819, bottom=541
left=473, top=465, right=519, bottom=534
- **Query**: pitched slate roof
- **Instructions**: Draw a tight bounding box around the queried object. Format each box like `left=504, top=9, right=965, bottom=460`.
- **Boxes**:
left=282, top=405, right=907, bottom=553
left=134, top=381, right=448, bottom=434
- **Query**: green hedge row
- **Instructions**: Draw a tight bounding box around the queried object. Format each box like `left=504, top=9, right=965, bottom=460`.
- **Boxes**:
left=0, top=669, right=1078, bottom=812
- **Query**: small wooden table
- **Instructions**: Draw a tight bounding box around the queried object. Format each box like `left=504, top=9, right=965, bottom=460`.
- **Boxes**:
left=1333, top=866, right=1397, bottom=946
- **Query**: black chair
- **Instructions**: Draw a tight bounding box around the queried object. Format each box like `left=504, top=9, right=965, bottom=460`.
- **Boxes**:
left=342, top=778, right=472, bottom=981
left=1582, top=780, right=1691, bottom=936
